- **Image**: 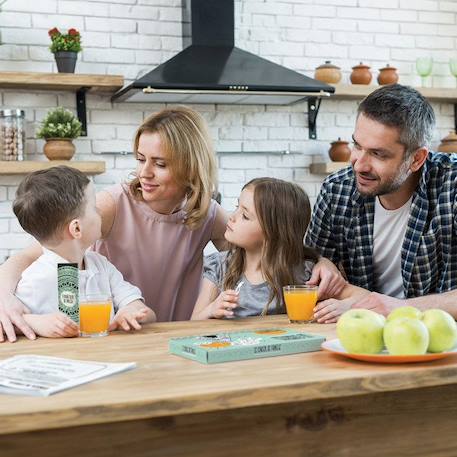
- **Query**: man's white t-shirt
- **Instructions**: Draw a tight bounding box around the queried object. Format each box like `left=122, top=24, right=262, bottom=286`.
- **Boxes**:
left=372, top=196, right=413, bottom=299
left=15, top=248, right=143, bottom=316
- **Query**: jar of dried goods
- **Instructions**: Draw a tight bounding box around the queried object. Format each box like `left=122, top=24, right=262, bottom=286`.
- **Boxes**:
left=0, top=109, right=25, bottom=161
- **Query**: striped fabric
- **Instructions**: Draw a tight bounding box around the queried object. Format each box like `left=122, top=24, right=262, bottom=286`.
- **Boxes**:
left=305, top=152, right=457, bottom=298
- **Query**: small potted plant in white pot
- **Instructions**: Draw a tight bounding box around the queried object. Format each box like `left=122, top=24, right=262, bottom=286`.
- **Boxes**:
left=36, top=107, right=82, bottom=161
left=48, top=27, right=82, bottom=73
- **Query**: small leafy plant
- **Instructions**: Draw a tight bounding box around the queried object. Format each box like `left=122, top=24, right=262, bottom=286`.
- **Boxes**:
left=36, top=107, right=82, bottom=139
left=48, top=27, right=82, bottom=53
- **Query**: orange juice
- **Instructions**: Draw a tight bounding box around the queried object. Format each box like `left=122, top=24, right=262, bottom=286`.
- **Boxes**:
left=283, top=286, right=318, bottom=323
left=79, top=302, right=112, bottom=336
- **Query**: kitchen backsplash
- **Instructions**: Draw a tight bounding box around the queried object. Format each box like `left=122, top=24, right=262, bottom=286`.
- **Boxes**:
left=0, top=0, right=456, bottom=260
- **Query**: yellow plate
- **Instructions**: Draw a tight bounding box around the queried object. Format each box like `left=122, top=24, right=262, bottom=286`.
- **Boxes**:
left=322, top=338, right=457, bottom=363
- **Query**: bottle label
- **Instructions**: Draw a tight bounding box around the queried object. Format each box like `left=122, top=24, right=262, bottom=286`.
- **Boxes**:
left=57, top=263, right=79, bottom=323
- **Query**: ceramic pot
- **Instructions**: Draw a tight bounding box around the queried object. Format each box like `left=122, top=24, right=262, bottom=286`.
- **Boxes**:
left=314, top=61, right=342, bottom=84
left=54, top=51, right=77, bottom=73
left=43, top=138, right=76, bottom=160
left=350, top=62, right=372, bottom=85
left=437, top=131, right=457, bottom=153
left=329, top=138, right=351, bottom=162
left=377, top=64, right=399, bottom=85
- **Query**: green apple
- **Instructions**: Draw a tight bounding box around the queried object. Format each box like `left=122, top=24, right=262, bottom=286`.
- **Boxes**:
left=336, top=309, right=385, bottom=354
left=387, top=306, right=423, bottom=322
left=422, top=309, right=457, bottom=353
left=383, top=318, right=429, bottom=355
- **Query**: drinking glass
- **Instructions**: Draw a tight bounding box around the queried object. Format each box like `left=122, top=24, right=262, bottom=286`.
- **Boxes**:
left=416, top=57, right=433, bottom=87
left=450, top=58, right=457, bottom=87
left=283, top=285, right=318, bottom=324
left=79, top=294, right=112, bottom=337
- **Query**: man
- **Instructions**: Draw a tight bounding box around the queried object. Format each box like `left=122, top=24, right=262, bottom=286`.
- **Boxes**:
left=306, top=84, right=457, bottom=320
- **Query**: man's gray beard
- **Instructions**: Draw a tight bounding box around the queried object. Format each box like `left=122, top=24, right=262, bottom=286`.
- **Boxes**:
left=356, top=161, right=412, bottom=198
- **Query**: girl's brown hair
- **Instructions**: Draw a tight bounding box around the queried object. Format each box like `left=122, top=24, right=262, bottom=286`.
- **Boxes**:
left=223, top=178, right=319, bottom=314
left=129, top=106, right=217, bottom=229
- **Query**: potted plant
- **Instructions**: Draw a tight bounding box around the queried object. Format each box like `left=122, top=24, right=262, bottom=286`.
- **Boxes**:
left=48, top=27, right=82, bottom=73
left=36, top=107, right=82, bottom=160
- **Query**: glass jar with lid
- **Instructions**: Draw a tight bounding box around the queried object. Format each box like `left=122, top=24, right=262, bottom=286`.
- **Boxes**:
left=0, top=109, right=26, bottom=161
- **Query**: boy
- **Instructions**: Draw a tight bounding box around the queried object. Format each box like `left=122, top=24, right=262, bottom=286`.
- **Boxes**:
left=12, top=166, right=155, bottom=338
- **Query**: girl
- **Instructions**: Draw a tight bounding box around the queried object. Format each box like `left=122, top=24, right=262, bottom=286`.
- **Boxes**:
left=192, top=178, right=365, bottom=321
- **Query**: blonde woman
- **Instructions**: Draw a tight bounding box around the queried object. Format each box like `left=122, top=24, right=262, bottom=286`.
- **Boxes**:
left=0, top=108, right=345, bottom=340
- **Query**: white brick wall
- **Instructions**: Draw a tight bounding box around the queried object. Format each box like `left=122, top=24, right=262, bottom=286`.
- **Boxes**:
left=0, top=0, right=456, bottom=259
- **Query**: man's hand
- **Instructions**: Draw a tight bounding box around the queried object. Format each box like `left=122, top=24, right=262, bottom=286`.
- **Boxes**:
left=24, top=313, right=79, bottom=338
left=0, top=294, right=36, bottom=342
left=351, top=292, right=406, bottom=316
left=307, top=258, right=347, bottom=300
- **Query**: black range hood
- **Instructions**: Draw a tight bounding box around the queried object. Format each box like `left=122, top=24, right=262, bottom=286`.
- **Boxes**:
left=112, top=0, right=334, bottom=107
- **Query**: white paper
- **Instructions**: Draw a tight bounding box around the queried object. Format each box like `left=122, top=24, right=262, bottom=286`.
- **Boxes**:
left=0, top=355, right=136, bottom=396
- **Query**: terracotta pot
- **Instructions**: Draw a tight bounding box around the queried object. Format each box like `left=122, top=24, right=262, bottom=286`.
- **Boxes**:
left=350, top=62, right=372, bottom=85
left=314, top=61, right=342, bottom=84
left=329, top=138, right=351, bottom=162
left=43, top=138, right=76, bottom=160
left=377, top=64, right=399, bottom=85
left=437, top=131, right=457, bottom=153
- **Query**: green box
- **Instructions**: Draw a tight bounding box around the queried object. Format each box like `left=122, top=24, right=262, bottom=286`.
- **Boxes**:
left=169, top=328, right=326, bottom=364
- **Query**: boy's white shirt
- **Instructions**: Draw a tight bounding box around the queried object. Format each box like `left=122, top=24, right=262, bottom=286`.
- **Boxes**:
left=15, top=247, right=143, bottom=316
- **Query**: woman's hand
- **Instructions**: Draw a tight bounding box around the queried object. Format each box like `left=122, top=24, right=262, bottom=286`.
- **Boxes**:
left=0, top=294, right=36, bottom=342
left=208, top=290, right=239, bottom=319
left=307, top=258, right=347, bottom=300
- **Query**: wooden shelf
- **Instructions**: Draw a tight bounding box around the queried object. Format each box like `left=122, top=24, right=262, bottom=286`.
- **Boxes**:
left=0, top=72, right=124, bottom=93
left=310, top=161, right=350, bottom=174
left=330, top=83, right=457, bottom=103
left=0, top=161, right=105, bottom=175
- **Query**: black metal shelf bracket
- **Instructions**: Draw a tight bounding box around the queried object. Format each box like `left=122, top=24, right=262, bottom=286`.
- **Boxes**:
left=76, top=87, right=90, bottom=137
left=308, top=97, right=322, bottom=140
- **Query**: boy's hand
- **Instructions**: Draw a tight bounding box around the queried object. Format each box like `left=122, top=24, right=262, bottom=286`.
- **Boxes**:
left=24, top=313, right=79, bottom=338
left=209, top=290, right=239, bottom=319
left=109, top=302, right=150, bottom=332
left=313, top=298, right=352, bottom=324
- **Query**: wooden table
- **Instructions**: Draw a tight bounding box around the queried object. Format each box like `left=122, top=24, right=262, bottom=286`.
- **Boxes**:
left=1, top=315, right=457, bottom=457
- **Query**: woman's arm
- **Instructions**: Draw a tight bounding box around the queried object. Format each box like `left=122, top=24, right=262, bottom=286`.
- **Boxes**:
left=0, top=242, right=43, bottom=341
left=210, top=204, right=229, bottom=251
left=96, top=190, right=116, bottom=239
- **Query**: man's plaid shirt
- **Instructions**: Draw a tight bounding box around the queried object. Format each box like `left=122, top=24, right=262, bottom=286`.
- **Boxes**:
left=305, top=152, right=457, bottom=298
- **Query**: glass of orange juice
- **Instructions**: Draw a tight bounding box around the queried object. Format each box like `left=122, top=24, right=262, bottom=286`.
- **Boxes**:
left=283, top=285, right=318, bottom=324
left=79, top=294, right=112, bottom=337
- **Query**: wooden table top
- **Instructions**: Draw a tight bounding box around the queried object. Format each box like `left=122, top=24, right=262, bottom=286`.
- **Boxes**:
left=1, top=315, right=457, bottom=435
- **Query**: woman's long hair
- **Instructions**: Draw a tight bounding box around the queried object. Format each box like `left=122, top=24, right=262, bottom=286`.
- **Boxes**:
left=129, top=106, right=217, bottom=229
left=223, top=178, right=319, bottom=314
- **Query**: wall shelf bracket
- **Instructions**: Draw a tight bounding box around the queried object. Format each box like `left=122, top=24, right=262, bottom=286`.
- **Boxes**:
left=308, top=97, right=322, bottom=140
left=76, top=87, right=90, bottom=137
